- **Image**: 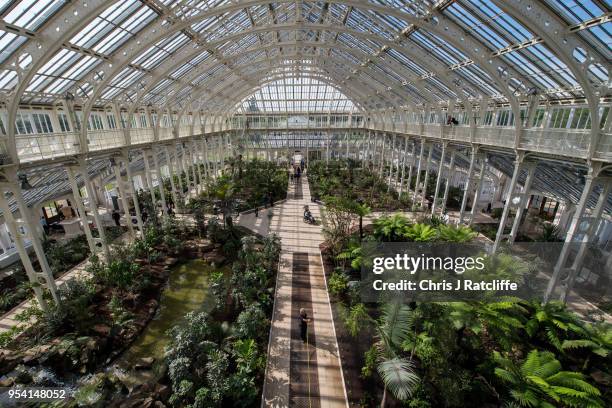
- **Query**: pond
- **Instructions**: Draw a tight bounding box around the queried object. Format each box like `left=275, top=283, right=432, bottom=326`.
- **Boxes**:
left=112, top=259, right=227, bottom=384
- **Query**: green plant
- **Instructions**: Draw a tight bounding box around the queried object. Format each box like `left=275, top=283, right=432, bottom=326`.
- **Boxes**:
left=344, top=303, right=369, bottom=337
left=374, top=302, right=420, bottom=406
left=437, top=224, right=477, bottom=243
left=336, top=241, right=363, bottom=270
left=404, top=223, right=437, bottom=242
left=524, top=301, right=585, bottom=351
left=373, top=214, right=410, bottom=241
left=562, top=322, right=612, bottom=359
left=328, top=269, right=349, bottom=297
left=538, top=223, right=562, bottom=242
left=352, top=201, right=372, bottom=241
left=494, top=350, right=603, bottom=407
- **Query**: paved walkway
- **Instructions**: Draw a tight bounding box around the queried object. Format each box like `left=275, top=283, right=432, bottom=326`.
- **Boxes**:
left=239, top=177, right=348, bottom=408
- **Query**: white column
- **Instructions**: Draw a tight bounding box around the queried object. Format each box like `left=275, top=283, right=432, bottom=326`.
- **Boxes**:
left=414, top=140, right=425, bottom=207
left=508, top=163, right=536, bottom=241
left=405, top=141, right=415, bottom=200
left=379, top=134, right=386, bottom=176
left=65, top=166, right=97, bottom=254
left=112, top=159, right=135, bottom=236
left=0, top=188, right=53, bottom=311
left=387, top=134, right=396, bottom=191
left=122, top=151, right=144, bottom=233
left=151, top=149, right=168, bottom=218
left=164, top=146, right=180, bottom=209
left=492, top=152, right=525, bottom=253
left=142, top=150, right=158, bottom=214
left=420, top=144, right=434, bottom=208
left=544, top=163, right=600, bottom=302
left=398, top=137, right=408, bottom=198
left=431, top=142, right=447, bottom=215
left=468, top=156, right=487, bottom=226
left=440, top=150, right=456, bottom=214
left=560, top=180, right=610, bottom=302
left=459, top=146, right=478, bottom=223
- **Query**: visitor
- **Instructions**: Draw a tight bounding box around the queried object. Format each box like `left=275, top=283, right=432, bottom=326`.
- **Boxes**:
left=268, top=191, right=274, bottom=207
left=40, top=216, right=49, bottom=235
left=141, top=210, right=148, bottom=224
left=112, top=210, right=121, bottom=227
left=296, top=166, right=301, bottom=179
left=486, top=202, right=492, bottom=213
left=290, top=172, right=294, bottom=183
left=299, top=308, right=312, bottom=343
left=452, top=117, right=459, bottom=125
left=254, top=206, right=259, bottom=218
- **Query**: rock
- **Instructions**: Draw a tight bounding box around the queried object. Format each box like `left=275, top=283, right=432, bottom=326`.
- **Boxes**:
left=134, top=357, right=155, bottom=370
left=92, top=324, right=111, bottom=337
left=154, top=384, right=170, bottom=401
left=14, top=366, right=33, bottom=384
left=0, top=350, right=23, bottom=374
left=0, top=377, right=15, bottom=387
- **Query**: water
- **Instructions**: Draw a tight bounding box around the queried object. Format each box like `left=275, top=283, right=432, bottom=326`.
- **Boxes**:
left=118, top=259, right=223, bottom=367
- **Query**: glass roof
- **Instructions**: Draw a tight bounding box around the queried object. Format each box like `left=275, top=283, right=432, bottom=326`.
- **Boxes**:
left=235, top=77, right=356, bottom=113
left=0, top=0, right=607, bottom=110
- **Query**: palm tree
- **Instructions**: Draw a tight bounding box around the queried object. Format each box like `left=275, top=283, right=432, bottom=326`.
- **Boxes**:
left=494, top=349, right=603, bottom=407
left=353, top=201, right=372, bottom=241
left=374, top=302, right=420, bottom=407
left=212, top=177, right=236, bottom=228
left=538, top=223, right=562, bottom=242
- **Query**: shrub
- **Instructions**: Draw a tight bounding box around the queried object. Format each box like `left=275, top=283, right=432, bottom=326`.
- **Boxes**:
left=328, top=269, right=349, bottom=297
left=234, top=303, right=269, bottom=342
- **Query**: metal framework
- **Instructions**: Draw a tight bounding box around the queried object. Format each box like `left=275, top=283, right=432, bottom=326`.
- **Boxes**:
left=0, top=1, right=609, bottom=309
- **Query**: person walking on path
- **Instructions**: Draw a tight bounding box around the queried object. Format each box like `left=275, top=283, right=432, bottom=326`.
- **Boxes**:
left=254, top=206, right=259, bottom=218
left=299, top=308, right=312, bottom=343
left=112, top=210, right=121, bottom=227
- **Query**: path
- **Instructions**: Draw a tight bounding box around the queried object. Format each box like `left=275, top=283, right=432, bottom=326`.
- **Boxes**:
left=239, top=177, right=348, bottom=408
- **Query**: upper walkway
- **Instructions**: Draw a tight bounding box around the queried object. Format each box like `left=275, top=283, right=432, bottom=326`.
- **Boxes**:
left=8, top=119, right=611, bottom=166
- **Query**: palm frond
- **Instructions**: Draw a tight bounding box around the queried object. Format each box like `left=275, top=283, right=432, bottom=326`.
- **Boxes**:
left=377, top=357, right=419, bottom=401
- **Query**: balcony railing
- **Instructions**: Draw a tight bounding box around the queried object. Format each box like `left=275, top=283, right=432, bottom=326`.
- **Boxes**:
left=6, top=120, right=611, bottom=165
left=130, top=128, right=155, bottom=145
left=520, top=128, right=590, bottom=159
left=88, top=129, right=125, bottom=152
left=16, top=132, right=80, bottom=163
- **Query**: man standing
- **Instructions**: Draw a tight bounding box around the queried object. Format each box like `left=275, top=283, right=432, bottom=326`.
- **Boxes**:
left=112, top=210, right=121, bottom=227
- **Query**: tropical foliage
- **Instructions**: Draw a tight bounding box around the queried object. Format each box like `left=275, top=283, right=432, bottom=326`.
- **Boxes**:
left=164, top=234, right=281, bottom=407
